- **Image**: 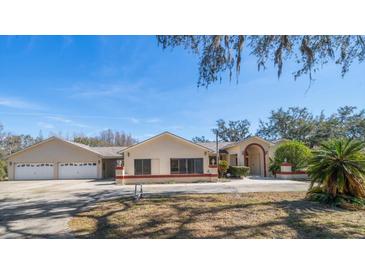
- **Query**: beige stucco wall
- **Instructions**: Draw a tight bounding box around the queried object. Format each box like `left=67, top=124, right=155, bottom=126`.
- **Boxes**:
left=224, top=137, right=277, bottom=177
left=7, top=138, right=103, bottom=180
left=123, top=134, right=212, bottom=176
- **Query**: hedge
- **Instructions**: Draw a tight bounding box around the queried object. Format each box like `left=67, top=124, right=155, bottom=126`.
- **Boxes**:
left=0, top=160, right=7, bottom=181
left=227, top=166, right=250, bottom=178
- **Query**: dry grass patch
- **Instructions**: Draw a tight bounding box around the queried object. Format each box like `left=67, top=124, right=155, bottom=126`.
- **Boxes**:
left=69, top=192, right=365, bottom=239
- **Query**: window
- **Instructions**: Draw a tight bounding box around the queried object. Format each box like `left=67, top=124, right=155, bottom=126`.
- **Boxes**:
left=170, top=158, right=203, bottom=174
left=209, top=156, right=217, bottom=166
left=134, top=159, right=151, bottom=175
left=229, top=154, right=238, bottom=166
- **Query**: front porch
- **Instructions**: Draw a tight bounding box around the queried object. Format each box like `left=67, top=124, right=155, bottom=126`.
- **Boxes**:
left=102, top=158, right=122, bottom=179
left=209, top=142, right=269, bottom=177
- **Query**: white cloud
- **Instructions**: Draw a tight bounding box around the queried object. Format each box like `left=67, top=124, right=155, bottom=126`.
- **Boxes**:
left=0, top=97, right=40, bottom=110
left=0, top=111, right=160, bottom=126
left=62, top=82, right=146, bottom=99
left=127, top=117, right=162, bottom=124
left=46, top=115, right=72, bottom=123
left=145, top=118, right=161, bottom=123
left=46, top=115, right=91, bottom=129
left=129, top=117, right=140, bottom=124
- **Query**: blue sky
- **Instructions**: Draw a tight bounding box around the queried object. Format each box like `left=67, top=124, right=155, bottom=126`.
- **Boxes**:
left=0, top=35, right=364, bottom=141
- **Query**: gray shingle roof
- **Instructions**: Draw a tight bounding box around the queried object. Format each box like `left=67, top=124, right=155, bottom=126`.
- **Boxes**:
left=88, top=146, right=125, bottom=157
left=65, top=140, right=125, bottom=158
left=196, top=142, right=235, bottom=151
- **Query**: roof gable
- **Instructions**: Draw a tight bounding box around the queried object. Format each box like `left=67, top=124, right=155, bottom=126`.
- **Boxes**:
left=6, top=136, right=103, bottom=160
left=120, top=131, right=214, bottom=153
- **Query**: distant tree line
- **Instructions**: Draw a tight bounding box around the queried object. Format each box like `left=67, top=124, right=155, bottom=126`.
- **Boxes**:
left=0, top=125, right=44, bottom=157
left=0, top=124, right=44, bottom=180
left=0, top=125, right=138, bottom=156
left=0, top=125, right=137, bottom=180
left=192, top=106, right=365, bottom=147
left=73, top=129, right=137, bottom=147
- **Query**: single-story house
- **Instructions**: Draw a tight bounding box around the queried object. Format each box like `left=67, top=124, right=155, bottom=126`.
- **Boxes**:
left=116, top=132, right=218, bottom=184
left=6, top=131, right=285, bottom=182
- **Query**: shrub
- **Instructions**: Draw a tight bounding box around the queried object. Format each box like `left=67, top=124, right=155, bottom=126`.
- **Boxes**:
left=307, top=139, right=365, bottom=204
left=0, top=160, right=7, bottom=181
left=269, top=157, right=280, bottom=175
left=218, top=160, right=229, bottom=177
left=227, top=166, right=250, bottom=178
left=307, top=186, right=365, bottom=210
left=271, top=140, right=312, bottom=172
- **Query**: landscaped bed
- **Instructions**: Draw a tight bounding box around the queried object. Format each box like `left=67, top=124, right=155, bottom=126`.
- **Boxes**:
left=69, top=192, right=365, bottom=239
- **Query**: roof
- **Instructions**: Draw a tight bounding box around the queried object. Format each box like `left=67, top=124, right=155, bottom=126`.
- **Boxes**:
left=222, top=135, right=275, bottom=149
left=6, top=133, right=279, bottom=160
left=120, top=131, right=215, bottom=153
left=197, top=136, right=276, bottom=151
left=271, top=138, right=289, bottom=144
left=7, top=136, right=124, bottom=159
left=87, top=146, right=126, bottom=158
left=196, top=141, right=234, bottom=151
left=51, top=139, right=125, bottom=158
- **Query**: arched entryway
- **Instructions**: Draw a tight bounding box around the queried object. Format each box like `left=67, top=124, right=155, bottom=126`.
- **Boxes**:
left=243, top=143, right=267, bottom=177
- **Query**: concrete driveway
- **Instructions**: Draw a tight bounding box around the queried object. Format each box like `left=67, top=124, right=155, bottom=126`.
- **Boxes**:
left=0, top=178, right=309, bottom=239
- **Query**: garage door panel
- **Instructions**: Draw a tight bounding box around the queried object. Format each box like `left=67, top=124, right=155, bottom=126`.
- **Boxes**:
left=59, top=162, right=97, bottom=179
left=15, top=163, right=54, bottom=180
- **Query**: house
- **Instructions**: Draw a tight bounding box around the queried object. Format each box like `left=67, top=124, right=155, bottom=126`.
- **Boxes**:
left=6, top=131, right=284, bottom=182
left=116, top=132, right=218, bottom=184
left=115, top=132, right=284, bottom=184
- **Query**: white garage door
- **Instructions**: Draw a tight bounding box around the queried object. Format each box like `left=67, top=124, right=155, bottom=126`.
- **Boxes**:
left=58, top=162, right=98, bottom=179
left=15, top=163, right=54, bottom=180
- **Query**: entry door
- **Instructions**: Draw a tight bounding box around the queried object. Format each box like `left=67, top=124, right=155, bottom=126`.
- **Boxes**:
left=58, top=162, right=98, bottom=179
left=15, top=163, right=54, bottom=180
left=249, top=153, right=261, bottom=176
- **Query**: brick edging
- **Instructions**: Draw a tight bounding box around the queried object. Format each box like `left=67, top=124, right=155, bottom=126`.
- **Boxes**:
left=116, top=174, right=218, bottom=179
left=276, top=171, right=307, bottom=175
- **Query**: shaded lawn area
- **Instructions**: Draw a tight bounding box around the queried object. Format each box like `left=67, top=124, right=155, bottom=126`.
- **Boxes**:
left=69, top=192, right=365, bottom=239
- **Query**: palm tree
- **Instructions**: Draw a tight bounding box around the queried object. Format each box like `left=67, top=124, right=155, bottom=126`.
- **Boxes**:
left=307, top=139, right=365, bottom=200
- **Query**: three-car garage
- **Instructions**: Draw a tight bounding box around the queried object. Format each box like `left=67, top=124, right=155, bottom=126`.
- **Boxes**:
left=7, top=137, right=123, bottom=181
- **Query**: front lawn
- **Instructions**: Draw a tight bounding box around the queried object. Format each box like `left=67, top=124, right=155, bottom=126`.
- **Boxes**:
left=69, top=192, right=365, bottom=238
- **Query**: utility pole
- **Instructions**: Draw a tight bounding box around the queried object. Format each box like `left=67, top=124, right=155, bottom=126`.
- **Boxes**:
left=216, top=131, right=219, bottom=174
